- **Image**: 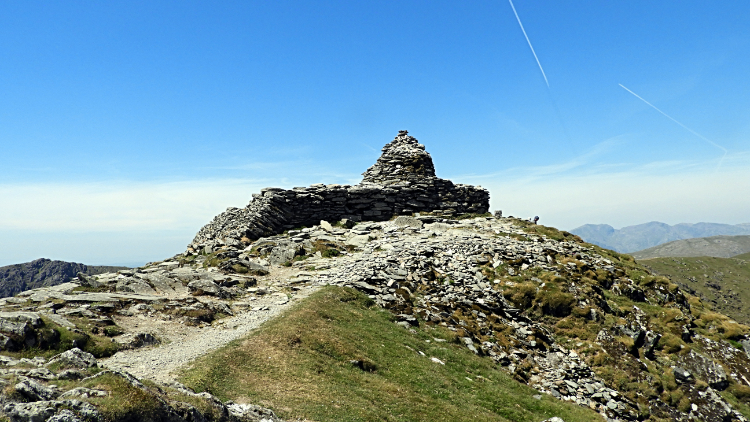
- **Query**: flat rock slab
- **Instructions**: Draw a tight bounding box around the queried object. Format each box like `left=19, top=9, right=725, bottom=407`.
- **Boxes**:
left=29, top=292, right=164, bottom=303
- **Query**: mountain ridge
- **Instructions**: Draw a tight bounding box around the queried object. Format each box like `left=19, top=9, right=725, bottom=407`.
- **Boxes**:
left=632, top=235, right=750, bottom=260
left=0, top=258, right=128, bottom=298
left=571, top=221, right=750, bottom=253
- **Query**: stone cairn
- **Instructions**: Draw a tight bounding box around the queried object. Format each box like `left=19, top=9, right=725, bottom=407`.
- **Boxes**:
left=189, top=131, right=489, bottom=253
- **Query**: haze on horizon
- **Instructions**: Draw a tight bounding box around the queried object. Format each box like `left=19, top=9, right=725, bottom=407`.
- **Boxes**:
left=1, top=1, right=749, bottom=267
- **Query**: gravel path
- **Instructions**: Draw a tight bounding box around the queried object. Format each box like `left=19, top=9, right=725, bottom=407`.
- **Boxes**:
left=101, top=284, right=321, bottom=384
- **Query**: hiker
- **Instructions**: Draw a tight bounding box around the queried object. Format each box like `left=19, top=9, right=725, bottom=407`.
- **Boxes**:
left=533, top=216, right=539, bottom=225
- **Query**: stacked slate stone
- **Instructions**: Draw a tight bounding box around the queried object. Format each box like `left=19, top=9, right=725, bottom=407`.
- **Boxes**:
left=360, top=130, right=437, bottom=185
left=189, top=131, right=489, bottom=253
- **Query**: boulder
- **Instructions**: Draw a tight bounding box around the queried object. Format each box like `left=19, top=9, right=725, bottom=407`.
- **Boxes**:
left=0, top=312, right=45, bottom=351
left=673, top=367, right=694, bottom=384
left=393, top=216, right=423, bottom=229
left=14, top=377, right=60, bottom=401
left=345, top=235, right=371, bottom=248
left=75, top=272, right=100, bottom=288
left=45, top=348, right=97, bottom=370
left=679, top=350, right=729, bottom=390
left=320, top=220, right=333, bottom=231
left=268, top=242, right=304, bottom=265
left=115, top=278, right=157, bottom=295
left=642, top=331, right=661, bottom=359
left=741, top=339, right=750, bottom=359
left=113, top=332, right=160, bottom=349
left=187, top=279, right=221, bottom=296
left=3, top=400, right=100, bottom=422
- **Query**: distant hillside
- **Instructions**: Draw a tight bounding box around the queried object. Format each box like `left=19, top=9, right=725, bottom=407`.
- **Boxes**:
left=632, top=235, right=750, bottom=259
left=640, top=254, right=750, bottom=325
left=0, top=258, right=128, bottom=298
left=570, top=221, right=750, bottom=253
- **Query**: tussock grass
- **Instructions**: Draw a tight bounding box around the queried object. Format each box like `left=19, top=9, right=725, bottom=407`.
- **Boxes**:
left=179, top=286, right=603, bottom=422
left=640, top=255, right=750, bottom=326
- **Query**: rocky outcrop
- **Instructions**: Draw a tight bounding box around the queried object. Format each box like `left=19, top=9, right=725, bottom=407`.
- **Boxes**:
left=0, top=258, right=128, bottom=298
left=0, top=349, right=283, bottom=422
left=188, top=131, right=489, bottom=252
left=2, top=215, right=750, bottom=421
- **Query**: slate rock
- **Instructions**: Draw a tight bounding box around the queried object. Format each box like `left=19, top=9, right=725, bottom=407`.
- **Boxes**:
left=269, top=242, right=304, bottom=265
left=46, top=409, right=83, bottom=422
left=115, top=277, right=157, bottom=295
left=680, top=350, right=729, bottom=390
left=4, top=399, right=99, bottom=422
left=45, top=348, right=97, bottom=370
left=673, top=367, right=694, bottom=384
left=187, top=279, right=221, bottom=296
left=113, top=332, right=160, bottom=349
left=14, top=377, right=60, bottom=401
left=345, top=235, right=371, bottom=248
left=59, top=388, right=107, bottom=399
left=320, top=220, right=333, bottom=232
left=393, top=216, right=423, bottom=228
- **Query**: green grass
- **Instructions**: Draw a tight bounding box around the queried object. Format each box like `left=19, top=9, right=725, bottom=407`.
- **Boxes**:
left=640, top=255, right=750, bottom=325
left=2, top=317, right=120, bottom=359
left=81, top=372, right=166, bottom=421
left=515, top=222, right=585, bottom=243
left=179, top=286, right=603, bottom=422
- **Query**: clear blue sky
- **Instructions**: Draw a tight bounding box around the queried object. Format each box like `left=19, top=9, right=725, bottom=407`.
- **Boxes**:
left=2, top=1, right=749, bottom=266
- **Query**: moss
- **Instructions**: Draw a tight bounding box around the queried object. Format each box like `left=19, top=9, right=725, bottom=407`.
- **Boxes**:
left=322, top=249, right=340, bottom=258
left=232, top=264, right=249, bottom=274
left=103, top=326, right=125, bottom=337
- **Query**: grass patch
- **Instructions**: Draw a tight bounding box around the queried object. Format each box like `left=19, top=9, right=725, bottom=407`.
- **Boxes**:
left=81, top=372, right=165, bottom=421
left=2, top=317, right=120, bottom=359
left=179, top=286, right=602, bottom=422
left=640, top=255, right=750, bottom=326
left=517, top=223, right=585, bottom=243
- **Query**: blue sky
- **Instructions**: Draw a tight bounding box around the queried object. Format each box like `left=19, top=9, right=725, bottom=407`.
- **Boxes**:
left=2, top=1, right=749, bottom=266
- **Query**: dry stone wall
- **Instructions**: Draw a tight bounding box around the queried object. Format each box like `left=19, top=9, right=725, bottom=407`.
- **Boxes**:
left=190, top=131, right=489, bottom=251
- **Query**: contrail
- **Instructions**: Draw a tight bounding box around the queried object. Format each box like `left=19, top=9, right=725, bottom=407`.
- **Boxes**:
left=619, top=84, right=727, bottom=153
left=508, top=0, right=548, bottom=87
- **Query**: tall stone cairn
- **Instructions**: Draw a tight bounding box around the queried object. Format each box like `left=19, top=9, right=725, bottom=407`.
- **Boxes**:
left=189, top=131, right=490, bottom=251
left=361, top=130, right=437, bottom=185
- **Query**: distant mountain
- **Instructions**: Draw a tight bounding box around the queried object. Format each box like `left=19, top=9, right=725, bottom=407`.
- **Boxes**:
left=0, top=258, right=128, bottom=298
left=570, top=221, right=750, bottom=253
left=632, top=235, right=750, bottom=259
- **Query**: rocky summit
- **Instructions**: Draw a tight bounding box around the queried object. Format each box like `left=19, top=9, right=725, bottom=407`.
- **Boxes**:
left=0, top=132, right=749, bottom=422
left=189, top=130, right=489, bottom=253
